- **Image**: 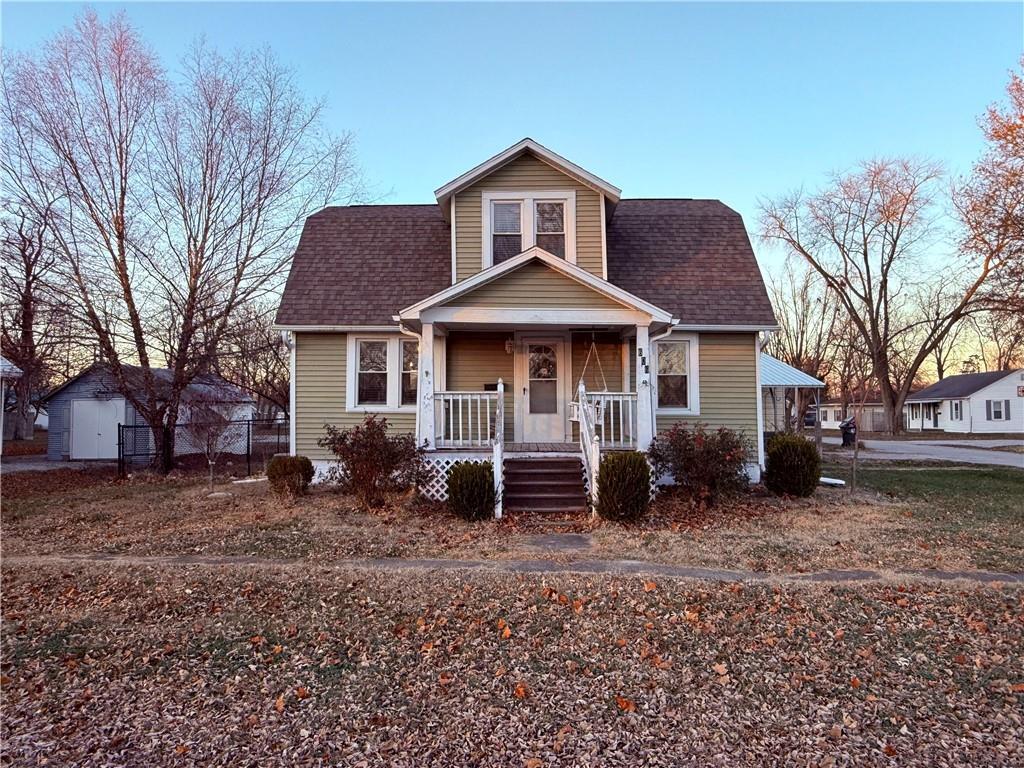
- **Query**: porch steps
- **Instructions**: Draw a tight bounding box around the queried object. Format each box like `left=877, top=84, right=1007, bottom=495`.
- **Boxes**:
left=503, top=457, right=587, bottom=514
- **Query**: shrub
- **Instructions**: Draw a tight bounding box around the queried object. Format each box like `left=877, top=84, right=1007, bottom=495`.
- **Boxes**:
left=764, top=433, right=820, bottom=497
left=318, top=415, right=426, bottom=510
left=596, top=451, right=651, bottom=522
left=648, top=423, right=749, bottom=505
left=266, top=455, right=315, bottom=497
left=447, top=461, right=495, bottom=521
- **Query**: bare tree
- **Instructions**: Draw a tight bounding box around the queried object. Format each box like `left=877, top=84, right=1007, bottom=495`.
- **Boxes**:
left=0, top=206, right=65, bottom=439
left=2, top=11, right=360, bottom=469
left=764, top=257, right=842, bottom=428
left=760, top=158, right=1002, bottom=434
left=181, top=391, right=248, bottom=490
left=970, top=310, right=1024, bottom=371
left=214, top=302, right=289, bottom=419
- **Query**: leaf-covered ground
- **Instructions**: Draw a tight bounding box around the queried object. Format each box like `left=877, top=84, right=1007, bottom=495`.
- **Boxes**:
left=2, top=464, right=1022, bottom=574
left=2, top=563, right=1022, bottom=766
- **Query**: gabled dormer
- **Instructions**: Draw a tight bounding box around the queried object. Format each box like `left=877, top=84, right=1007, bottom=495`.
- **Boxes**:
left=435, top=139, right=621, bottom=283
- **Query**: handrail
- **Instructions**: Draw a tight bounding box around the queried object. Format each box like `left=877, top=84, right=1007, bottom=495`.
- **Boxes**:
left=577, top=380, right=601, bottom=512
left=585, top=391, right=638, bottom=449
left=434, top=390, right=501, bottom=448
left=492, top=379, right=504, bottom=519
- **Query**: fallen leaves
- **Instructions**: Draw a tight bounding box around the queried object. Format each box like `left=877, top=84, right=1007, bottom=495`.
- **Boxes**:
left=614, top=695, right=636, bottom=713
left=643, top=580, right=658, bottom=593
left=513, top=681, right=530, bottom=700
left=273, top=694, right=285, bottom=713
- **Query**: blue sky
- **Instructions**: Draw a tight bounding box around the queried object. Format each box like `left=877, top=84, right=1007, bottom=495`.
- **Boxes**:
left=3, top=2, right=1021, bottom=270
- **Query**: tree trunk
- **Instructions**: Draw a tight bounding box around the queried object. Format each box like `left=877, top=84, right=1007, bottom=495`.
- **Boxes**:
left=10, top=376, right=35, bottom=440
left=151, top=424, right=175, bottom=473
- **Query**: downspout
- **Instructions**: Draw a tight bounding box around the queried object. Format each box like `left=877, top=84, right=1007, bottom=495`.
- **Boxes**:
left=398, top=322, right=423, bottom=444
left=280, top=331, right=296, bottom=456
left=646, top=321, right=679, bottom=442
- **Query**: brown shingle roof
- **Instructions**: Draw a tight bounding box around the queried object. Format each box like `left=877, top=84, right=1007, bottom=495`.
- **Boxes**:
left=275, top=200, right=776, bottom=327
left=607, top=200, right=776, bottom=326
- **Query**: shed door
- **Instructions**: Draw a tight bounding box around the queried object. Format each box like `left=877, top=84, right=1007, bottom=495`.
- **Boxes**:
left=71, top=398, right=125, bottom=459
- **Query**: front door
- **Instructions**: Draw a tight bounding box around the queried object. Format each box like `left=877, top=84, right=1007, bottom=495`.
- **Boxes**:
left=518, top=337, right=566, bottom=442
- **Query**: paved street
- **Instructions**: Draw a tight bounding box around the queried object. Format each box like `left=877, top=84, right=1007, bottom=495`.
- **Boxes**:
left=823, top=436, right=1024, bottom=468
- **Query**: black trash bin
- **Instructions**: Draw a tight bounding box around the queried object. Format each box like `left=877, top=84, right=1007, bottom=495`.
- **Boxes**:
left=839, top=417, right=857, bottom=447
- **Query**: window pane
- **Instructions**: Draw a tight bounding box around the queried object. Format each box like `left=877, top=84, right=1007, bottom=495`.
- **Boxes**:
left=358, top=372, right=387, bottom=405
left=359, top=341, right=387, bottom=372
left=536, top=202, right=564, bottom=233
left=402, top=341, right=418, bottom=372
left=493, top=202, right=521, bottom=233
left=658, top=374, right=688, bottom=408
left=530, top=379, right=557, bottom=413
left=401, top=373, right=417, bottom=406
left=658, top=342, right=688, bottom=375
left=529, top=345, right=557, bottom=379
left=536, top=233, right=565, bottom=258
left=493, top=234, right=522, bottom=263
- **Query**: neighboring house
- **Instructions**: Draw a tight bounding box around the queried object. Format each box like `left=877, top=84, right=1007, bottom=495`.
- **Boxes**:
left=275, top=138, right=778, bottom=505
left=817, top=402, right=891, bottom=432
left=904, top=370, right=1024, bottom=434
left=41, top=364, right=255, bottom=461
left=1, top=355, right=24, bottom=455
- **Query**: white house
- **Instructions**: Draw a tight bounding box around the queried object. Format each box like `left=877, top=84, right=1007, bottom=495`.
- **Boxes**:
left=903, top=369, right=1023, bottom=435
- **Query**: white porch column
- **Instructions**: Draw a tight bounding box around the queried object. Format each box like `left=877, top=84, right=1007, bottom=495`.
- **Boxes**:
left=419, top=323, right=436, bottom=449
left=635, top=324, right=655, bottom=451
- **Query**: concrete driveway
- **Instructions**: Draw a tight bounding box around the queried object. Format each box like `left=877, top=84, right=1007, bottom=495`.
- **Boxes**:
left=823, top=436, right=1024, bottom=468
left=1, top=456, right=117, bottom=474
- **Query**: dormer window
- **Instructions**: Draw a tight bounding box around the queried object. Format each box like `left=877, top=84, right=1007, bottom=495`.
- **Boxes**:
left=482, top=190, right=576, bottom=267
left=492, top=202, right=522, bottom=264
left=535, top=201, right=565, bottom=258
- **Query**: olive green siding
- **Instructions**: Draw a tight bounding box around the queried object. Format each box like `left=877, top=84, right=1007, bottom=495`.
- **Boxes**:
left=442, top=262, right=623, bottom=309
left=293, top=333, right=415, bottom=460
left=453, top=153, right=604, bottom=282
left=444, top=332, right=515, bottom=437
left=571, top=332, right=624, bottom=392
left=655, top=333, right=759, bottom=442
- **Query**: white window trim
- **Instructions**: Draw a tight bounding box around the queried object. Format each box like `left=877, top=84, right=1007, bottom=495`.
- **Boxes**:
left=652, top=333, right=700, bottom=416
left=990, top=399, right=1005, bottom=420
left=346, top=335, right=418, bottom=413
left=481, top=189, right=576, bottom=268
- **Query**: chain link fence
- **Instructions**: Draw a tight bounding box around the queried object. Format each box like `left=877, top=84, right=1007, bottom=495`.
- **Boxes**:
left=118, top=419, right=289, bottom=477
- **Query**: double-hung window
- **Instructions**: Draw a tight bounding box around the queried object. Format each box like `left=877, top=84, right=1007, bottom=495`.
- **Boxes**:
left=356, top=341, right=388, bottom=406
left=655, top=338, right=697, bottom=412
left=349, top=337, right=419, bottom=411
left=988, top=399, right=1008, bottom=421
left=491, top=202, right=522, bottom=264
left=952, top=400, right=962, bottom=421
left=483, top=190, right=575, bottom=266
left=534, top=201, right=565, bottom=258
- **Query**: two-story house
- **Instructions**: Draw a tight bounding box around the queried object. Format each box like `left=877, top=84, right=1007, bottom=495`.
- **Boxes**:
left=275, top=139, right=778, bottom=511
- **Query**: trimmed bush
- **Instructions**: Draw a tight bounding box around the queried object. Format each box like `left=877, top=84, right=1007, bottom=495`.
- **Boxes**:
left=267, top=455, right=315, bottom=497
left=447, top=461, right=495, bottom=521
left=648, top=423, right=749, bottom=505
left=318, top=415, right=426, bottom=510
left=764, top=433, right=820, bottom=497
left=596, top=451, right=651, bottom=522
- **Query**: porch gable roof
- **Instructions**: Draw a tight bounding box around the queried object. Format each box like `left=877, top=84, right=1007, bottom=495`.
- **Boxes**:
left=397, top=246, right=675, bottom=324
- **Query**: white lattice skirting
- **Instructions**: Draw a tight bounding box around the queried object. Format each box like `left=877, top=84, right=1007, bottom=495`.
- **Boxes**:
left=419, top=454, right=493, bottom=501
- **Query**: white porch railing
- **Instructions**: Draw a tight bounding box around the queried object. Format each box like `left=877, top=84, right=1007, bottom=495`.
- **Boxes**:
left=434, top=390, right=502, bottom=448
left=576, top=381, right=601, bottom=510
left=585, top=391, right=638, bottom=449
left=492, top=379, right=504, bottom=520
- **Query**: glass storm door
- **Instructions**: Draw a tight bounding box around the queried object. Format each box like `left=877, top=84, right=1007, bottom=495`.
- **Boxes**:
left=521, top=339, right=566, bottom=442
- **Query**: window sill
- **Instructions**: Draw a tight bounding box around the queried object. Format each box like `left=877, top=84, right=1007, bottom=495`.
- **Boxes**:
left=656, top=407, right=699, bottom=417
left=347, top=406, right=417, bottom=414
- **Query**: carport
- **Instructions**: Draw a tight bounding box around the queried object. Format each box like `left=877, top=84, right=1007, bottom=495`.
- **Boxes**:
left=760, top=353, right=826, bottom=450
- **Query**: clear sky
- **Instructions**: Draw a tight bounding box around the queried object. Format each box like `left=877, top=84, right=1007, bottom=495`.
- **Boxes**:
left=2, top=1, right=1021, bottom=272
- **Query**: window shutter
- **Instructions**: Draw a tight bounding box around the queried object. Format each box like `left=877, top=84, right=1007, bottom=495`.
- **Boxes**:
left=986, top=400, right=992, bottom=420
left=1004, top=400, right=1011, bottom=421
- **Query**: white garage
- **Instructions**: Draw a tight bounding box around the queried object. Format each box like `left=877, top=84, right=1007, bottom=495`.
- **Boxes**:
left=70, top=398, right=126, bottom=459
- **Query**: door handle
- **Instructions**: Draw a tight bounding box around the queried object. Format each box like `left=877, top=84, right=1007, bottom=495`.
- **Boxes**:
left=523, top=387, right=527, bottom=396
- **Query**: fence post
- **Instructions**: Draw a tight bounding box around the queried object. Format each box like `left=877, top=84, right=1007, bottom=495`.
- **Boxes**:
left=246, top=420, right=252, bottom=477
left=117, top=423, right=123, bottom=478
